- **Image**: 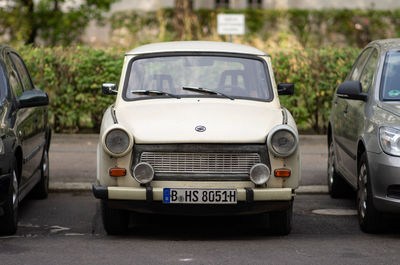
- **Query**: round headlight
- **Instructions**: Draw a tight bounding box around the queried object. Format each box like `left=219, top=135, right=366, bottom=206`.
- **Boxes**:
left=133, top=162, right=154, bottom=184
left=250, top=163, right=271, bottom=185
left=267, top=125, right=298, bottom=157
left=104, top=128, right=132, bottom=156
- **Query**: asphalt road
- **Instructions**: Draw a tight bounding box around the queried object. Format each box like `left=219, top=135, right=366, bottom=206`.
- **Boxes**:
left=1, top=192, right=400, bottom=265
left=48, top=134, right=328, bottom=189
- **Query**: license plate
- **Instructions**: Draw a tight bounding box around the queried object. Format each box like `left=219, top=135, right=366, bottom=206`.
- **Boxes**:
left=163, top=188, right=237, bottom=204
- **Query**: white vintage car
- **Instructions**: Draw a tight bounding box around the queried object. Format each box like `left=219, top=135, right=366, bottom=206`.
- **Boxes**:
left=93, top=41, right=300, bottom=235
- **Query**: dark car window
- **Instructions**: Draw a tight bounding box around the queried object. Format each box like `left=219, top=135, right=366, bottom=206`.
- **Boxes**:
left=9, top=71, right=23, bottom=98
left=381, top=51, right=400, bottom=100
left=124, top=55, right=272, bottom=101
left=347, top=48, right=372, bottom=81
left=0, top=64, right=5, bottom=99
left=5, top=55, right=24, bottom=98
left=9, top=53, right=33, bottom=91
left=359, top=49, right=378, bottom=93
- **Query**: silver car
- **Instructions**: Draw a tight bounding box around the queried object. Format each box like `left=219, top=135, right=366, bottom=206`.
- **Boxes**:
left=328, top=39, right=400, bottom=233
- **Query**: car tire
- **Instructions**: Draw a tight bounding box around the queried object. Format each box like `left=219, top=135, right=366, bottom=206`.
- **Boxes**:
left=31, top=148, right=50, bottom=199
left=357, top=153, right=382, bottom=233
left=0, top=157, right=19, bottom=235
left=101, top=200, right=129, bottom=235
left=327, top=140, right=352, bottom=198
left=268, top=202, right=293, bottom=236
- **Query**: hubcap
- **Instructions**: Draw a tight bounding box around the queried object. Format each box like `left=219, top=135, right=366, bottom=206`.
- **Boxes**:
left=358, top=163, right=368, bottom=219
left=328, top=142, right=335, bottom=187
left=43, top=150, right=49, bottom=190
left=12, top=169, right=18, bottom=207
left=43, top=150, right=49, bottom=177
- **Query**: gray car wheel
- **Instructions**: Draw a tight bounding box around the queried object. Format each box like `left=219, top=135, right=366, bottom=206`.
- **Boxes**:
left=357, top=153, right=382, bottom=233
left=327, top=140, right=352, bottom=198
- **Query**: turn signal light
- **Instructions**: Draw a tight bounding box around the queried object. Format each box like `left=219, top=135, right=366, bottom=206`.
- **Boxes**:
left=109, top=168, right=126, bottom=177
left=274, top=169, right=291, bottom=178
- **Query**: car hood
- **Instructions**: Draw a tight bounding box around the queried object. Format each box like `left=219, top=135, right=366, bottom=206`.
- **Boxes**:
left=116, top=98, right=283, bottom=144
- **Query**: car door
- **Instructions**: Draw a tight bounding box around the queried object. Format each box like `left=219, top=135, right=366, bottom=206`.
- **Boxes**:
left=333, top=48, right=372, bottom=183
left=7, top=51, right=44, bottom=188
left=341, top=49, right=379, bottom=183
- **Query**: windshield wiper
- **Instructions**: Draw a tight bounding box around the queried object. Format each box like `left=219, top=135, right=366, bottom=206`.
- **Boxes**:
left=182, top=86, right=234, bottom=100
left=131, top=90, right=180, bottom=99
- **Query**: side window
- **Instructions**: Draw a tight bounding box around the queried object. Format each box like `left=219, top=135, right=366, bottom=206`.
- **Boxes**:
left=347, top=48, right=372, bottom=81
left=0, top=65, right=5, bottom=98
left=5, top=57, right=23, bottom=98
left=360, top=49, right=378, bottom=93
left=9, top=53, right=33, bottom=91
left=9, top=71, right=23, bottom=98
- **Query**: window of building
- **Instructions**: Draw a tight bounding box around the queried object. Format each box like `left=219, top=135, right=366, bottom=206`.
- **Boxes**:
left=215, top=0, right=229, bottom=9
left=248, top=0, right=262, bottom=9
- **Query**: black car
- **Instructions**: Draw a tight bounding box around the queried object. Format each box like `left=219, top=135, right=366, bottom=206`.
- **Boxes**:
left=0, top=45, right=51, bottom=235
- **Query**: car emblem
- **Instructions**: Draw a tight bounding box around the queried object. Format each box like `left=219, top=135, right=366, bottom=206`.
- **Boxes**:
left=195, top=125, right=206, bottom=132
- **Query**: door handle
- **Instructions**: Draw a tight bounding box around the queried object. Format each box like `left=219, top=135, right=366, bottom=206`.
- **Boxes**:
left=344, top=105, right=349, bottom=114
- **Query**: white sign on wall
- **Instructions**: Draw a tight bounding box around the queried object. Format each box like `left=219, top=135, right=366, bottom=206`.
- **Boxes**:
left=217, top=14, right=245, bottom=35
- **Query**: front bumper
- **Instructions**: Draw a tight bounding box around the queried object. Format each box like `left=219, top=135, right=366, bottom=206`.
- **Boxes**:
left=93, top=184, right=294, bottom=215
left=367, top=151, right=400, bottom=213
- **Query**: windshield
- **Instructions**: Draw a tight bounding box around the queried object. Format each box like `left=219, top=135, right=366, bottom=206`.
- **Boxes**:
left=123, top=55, right=272, bottom=101
left=381, top=51, right=400, bottom=100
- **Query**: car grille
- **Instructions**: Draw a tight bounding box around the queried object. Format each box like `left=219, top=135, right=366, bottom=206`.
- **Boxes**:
left=139, top=152, right=261, bottom=174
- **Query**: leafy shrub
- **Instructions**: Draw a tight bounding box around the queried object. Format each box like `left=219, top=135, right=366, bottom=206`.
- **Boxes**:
left=18, top=46, right=359, bottom=133
left=19, top=46, right=123, bottom=132
left=273, top=47, right=360, bottom=133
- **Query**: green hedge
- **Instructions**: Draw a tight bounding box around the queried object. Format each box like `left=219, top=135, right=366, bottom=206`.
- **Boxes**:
left=19, top=46, right=360, bottom=133
left=273, top=47, right=360, bottom=133
left=19, top=46, right=123, bottom=132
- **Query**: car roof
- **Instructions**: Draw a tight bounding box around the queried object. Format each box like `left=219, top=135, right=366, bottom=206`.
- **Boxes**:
left=368, top=38, right=400, bottom=52
left=126, top=41, right=269, bottom=56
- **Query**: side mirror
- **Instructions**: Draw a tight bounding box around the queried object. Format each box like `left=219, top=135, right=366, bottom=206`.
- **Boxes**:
left=17, top=90, right=49, bottom=109
left=278, top=83, right=294, bottom=95
left=102, top=83, right=118, bottom=95
left=336, top=81, right=367, bottom=101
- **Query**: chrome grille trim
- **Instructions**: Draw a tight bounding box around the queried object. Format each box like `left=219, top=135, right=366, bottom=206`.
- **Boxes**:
left=139, top=152, right=261, bottom=174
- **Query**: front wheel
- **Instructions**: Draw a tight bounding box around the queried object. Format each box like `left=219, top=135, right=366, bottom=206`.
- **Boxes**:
left=357, top=153, right=382, bottom=233
left=0, top=158, right=19, bottom=235
left=101, top=200, right=129, bottom=235
left=31, top=148, right=50, bottom=199
left=263, top=202, right=293, bottom=236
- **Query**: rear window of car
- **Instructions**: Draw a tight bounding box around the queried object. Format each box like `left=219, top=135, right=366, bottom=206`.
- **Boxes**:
left=381, top=51, right=400, bottom=100
left=123, top=54, right=272, bottom=101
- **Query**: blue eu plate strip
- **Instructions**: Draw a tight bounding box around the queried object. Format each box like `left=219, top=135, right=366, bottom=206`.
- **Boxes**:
left=163, top=188, right=170, bottom=203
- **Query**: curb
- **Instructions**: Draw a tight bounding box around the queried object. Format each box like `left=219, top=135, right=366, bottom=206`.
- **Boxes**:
left=49, top=182, right=329, bottom=194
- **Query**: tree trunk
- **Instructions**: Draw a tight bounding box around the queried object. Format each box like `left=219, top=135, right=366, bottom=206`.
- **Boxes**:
left=22, top=0, right=36, bottom=44
left=174, top=0, right=193, bottom=40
